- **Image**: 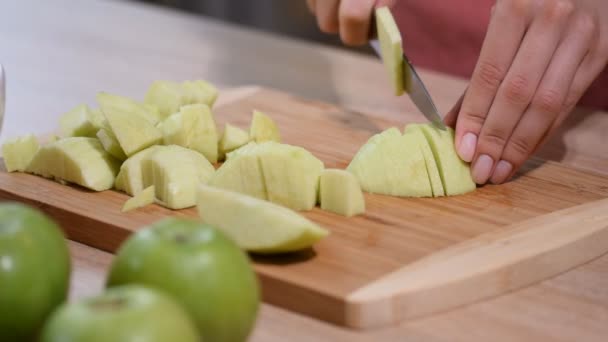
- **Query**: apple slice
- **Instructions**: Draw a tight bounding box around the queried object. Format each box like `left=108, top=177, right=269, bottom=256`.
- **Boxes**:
left=256, top=142, right=324, bottom=211
left=181, top=104, right=218, bottom=164
left=416, top=123, right=476, bottom=195
left=114, top=146, right=162, bottom=195
left=197, top=185, right=329, bottom=254
left=122, top=185, right=155, bottom=212
left=26, top=137, right=120, bottom=191
left=98, top=93, right=162, bottom=157
left=97, top=93, right=160, bottom=125
left=144, top=81, right=184, bottom=120
left=96, top=128, right=127, bottom=161
left=182, top=80, right=218, bottom=108
left=209, top=143, right=266, bottom=200
left=2, top=134, right=40, bottom=172
left=319, top=169, right=365, bottom=217
left=59, top=104, right=100, bottom=138
left=403, top=125, right=445, bottom=197
left=141, top=145, right=215, bottom=209
left=250, top=110, right=280, bottom=143
left=347, top=127, right=433, bottom=197
left=375, top=7, right=409, bottom=95
left=218, top=123, right=249, bottom=161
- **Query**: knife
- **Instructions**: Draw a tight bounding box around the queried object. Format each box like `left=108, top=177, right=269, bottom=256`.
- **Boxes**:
left=369, top=9, right=446, bottom=130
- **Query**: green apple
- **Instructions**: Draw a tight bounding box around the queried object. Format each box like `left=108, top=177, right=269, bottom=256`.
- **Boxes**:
left=26, top=137, right=121, bottom=191
left=0, top=203, right=70, bottom=342
left=198, top=184, right=329, bottom=253
left=106, top=218, right=260, bottom=342
left=2, top=134, right=40, bottom=172
left=319, top=168, right=366, bottom=217
left=40, top=285, right=199, bottom=342
left=347, top=127, right=433, bottom=197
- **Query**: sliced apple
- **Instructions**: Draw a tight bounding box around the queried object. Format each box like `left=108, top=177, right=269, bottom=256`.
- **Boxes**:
left=122, top=185, right=155, bottom=212
left=98, top=93, right=163, bottom=157
left=114, top=146, right=162, bottom=195
left=96, top=128, right=127, bottom=161
left=218, top=123, right=249, bottom=161
left=347, top=127, right=432, bottom=197
left=144, top=81, right=184, bottom=120
left=319, top=169, right=365, bottom=217
left=197, top=185, right=329, bottom=254
left=141, top=145, right=215, bottom=209
left=375, top=7, right=409, bottom=95
left=250, top=110, right=280, bottom=143
left=209, top=143, right=266, bottom=200
left=181, top=104, right=218, bottom=164
left=182, top=80, right=218, bottom=108
left=26, top=137, right=120, bottom=191
left=403, top=125, right=445, bottom=197
left=2, top=134, right=40, bottom=172
left=415, top=123, right=476, bottom=195
left=59, top=104, right=100, bottom=137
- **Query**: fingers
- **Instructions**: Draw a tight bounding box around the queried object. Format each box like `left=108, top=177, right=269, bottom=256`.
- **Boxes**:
left=339, top=0, right=376, bottom=46
left=494, top=9, right=597, bottom=184
left=316, top=0, right=340, bottom=34
left=455, top=0, right=531, bottom=163
left=471, top=0, right=573, bottom=184
left=306, top=0, right=316, bottom=14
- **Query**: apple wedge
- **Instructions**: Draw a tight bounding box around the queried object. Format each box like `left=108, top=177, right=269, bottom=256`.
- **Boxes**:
left=122, top=185, right=155, bottom=212
left=26, top=137, right=120, bottom=191
left=144, top=81, right=184, bottom=120
left=182, top=80, right=218, bottom=108
left=197, top=185, right=329, bottom=254
left=403, top=125, right=445, bottom=197
left=210, top=143, right=267, bottom=200
left=347, top=127, right=433, bottom=197
left=98, top=93, right=163, bottom=157
left=97, top=93, right=160, bottom=125
left=375, top=7, right=409, bottom=95
left=59, top=104, right=102, bottom=138
left=141, top=145, right=215, bottom=209
left=250, top=110, right=280, bottom=143
left=96, top=128, right=127, bottom=161
left=319, top=169, right=365, bottom=217
left=415, top=123, right=476, bottom=195
left=114, top=146, right=162, bottom=195
left=218, top=124, right=249, bottom=161
left=2, top=134, right=40, bottom=172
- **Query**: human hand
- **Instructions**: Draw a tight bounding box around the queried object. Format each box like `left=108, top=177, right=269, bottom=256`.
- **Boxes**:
left=445, top=0, right=608, bottom=185
left=306, top=0, right=396, bottom=46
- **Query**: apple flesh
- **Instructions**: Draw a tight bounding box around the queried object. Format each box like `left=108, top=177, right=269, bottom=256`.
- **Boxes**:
left=347, top=127, right=433, bottom=197
left=198, top=184, right=329, bottom=253
left=26, top=137, right=120, bottom=191
left=218, top=123, right=250, bottom=161
left=0, top=203, right=70, bottom=342
left=59, top=104, right=104, bottom=138
left=2, top=134, right=39, bottom=172
left=141, top=145, right=215, bottom=209
left=114, top=146, right=162, bottom=196
left=122, top=185, right=155, bottom=212
left=250, top=110, right=280, bottom=143
left=96, top=128, right=127, bottom=161
left=403, top=125, right=445, bottom=197
left=319, top=169, right=365, bottom=217
left=98, top=93, right=162, bottom=157
left=144, top=80, right=218, bottom=120
left=375, top=7, right=409, bottom=95
left=40, top=285, right=199, bottom=342
left=107, top=218, right=260, bottom=342
left=182, top=80, right=218, bottom=108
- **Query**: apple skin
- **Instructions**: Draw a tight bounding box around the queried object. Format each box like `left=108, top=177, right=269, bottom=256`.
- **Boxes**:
left=107, top=218, right=260, bottom=342
left=0, top=203, right=71, bottom=342
left=40, top=285, right=199, bottom=342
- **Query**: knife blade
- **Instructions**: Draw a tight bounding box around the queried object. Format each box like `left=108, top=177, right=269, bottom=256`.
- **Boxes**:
left=369, top=39, right=446, bottom=130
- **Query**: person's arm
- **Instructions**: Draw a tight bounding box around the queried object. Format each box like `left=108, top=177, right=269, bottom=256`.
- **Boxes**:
left=307, top=0, right=608, bottom=185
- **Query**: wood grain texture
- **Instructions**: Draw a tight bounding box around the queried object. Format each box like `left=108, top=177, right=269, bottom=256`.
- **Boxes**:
left=1, top=87, right=607, bottom=329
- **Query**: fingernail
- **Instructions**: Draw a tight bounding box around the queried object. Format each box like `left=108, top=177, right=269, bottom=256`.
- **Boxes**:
left=490, top=160, right=513, bottom=184
left=472, top=154, right=494, bottom=184
left=458, top=133, right=477, bottom=162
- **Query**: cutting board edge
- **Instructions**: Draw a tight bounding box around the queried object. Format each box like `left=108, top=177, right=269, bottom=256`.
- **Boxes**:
left=343, top=197, right=608, bottom=330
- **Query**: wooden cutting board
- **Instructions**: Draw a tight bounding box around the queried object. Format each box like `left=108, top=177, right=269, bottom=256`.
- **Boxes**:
left=1, top=86, right=608, bottom=330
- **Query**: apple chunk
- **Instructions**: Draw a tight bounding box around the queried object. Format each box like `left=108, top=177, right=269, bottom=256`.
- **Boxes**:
left=319, top=169, right=365, bottom=217
left=96, top=128, right=127, bottom=161
left=141, top=145, right=215, bottom=209
left=218, top=123, right=249, bottom=161
left=2, top=134, right=40, bottom=172
left=59, top=104, right=102, bottom=138
left=347, top=127, right=432, bottom=197
left=375, top=7, right=409, bottom=95
left=122, top=185, right=155, bottom=212
left=26, top=137, right=120, bottom=191
left=250, top=110, right=280, bottom=143
left=415, top=123, right=476, bottom=195
left=403, top=125, right=445, bottom=197
left=198, top=185, right=329, bottom=253
left=114, top=146, right=162, bottom=196
left=98, top=93, right=162, bottom=157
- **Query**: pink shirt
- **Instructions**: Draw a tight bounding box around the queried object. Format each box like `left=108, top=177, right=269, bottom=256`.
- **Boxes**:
left=392, top=0, right=608, bottom=110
